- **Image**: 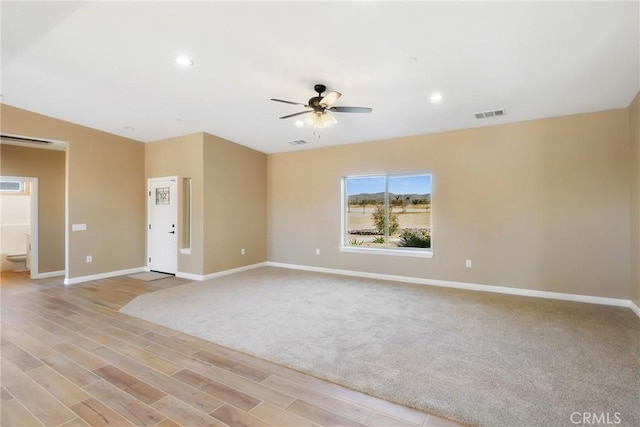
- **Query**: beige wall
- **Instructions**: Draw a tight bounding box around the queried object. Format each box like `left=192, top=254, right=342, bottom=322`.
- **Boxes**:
left=145, top=132, right=267, bottom=276
left=630, top=92, right=640, bottom=307
left=2, top=102, right=633, bottom=300
left=203, top=133, right=267, bottom=274
left=1, top=105, right=145, bottom=279
left=268, top=109, right=631, bottom=299
left=0, top=144, right=65, bottom=273
left=145, top=133, right=204, bottom=275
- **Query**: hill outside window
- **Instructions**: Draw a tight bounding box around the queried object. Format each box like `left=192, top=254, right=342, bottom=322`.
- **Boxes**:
left=341, top=174, right=433, bottom=258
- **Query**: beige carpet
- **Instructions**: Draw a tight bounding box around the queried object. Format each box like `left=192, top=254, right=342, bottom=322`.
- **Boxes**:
left=127, top=272, right=174, bottom=281
left=120, top=267, right=640, bottom=426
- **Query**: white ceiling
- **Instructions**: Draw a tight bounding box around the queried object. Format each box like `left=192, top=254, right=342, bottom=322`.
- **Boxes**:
left=2, top=1, right=638, bottom=154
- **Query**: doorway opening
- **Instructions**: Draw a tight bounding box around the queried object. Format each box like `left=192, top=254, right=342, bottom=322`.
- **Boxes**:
left=0, top=177, right=36, bottom=277
left=0, top=134, right=67, bottom=280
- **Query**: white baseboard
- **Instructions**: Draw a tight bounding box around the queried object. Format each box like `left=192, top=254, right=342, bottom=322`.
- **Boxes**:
left=630, top=301, right=640, bottom=318
left=176, top=262, right=268, bottom=282
left=175, top=271, right=202, bottom=281
left=266, top=262, right=637, bottom=313
left=64, top=266, right=146, bottom=285
left=35, top=270, right=65, bottom=279
left=61, top=261, right=639, bottom=318
left=66, top=266, right=200, bottom=283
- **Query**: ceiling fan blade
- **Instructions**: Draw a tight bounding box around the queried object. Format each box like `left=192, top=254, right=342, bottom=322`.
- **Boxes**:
left=271, top=98, right=307, bottom=106
left=320, top=91, right=341, bottom=107
left=279, top=110, right=311, bottom=119
left=328, top=106, right=373, bottom=113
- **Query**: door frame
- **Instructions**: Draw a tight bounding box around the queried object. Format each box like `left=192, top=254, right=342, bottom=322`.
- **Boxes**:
left=1, top=176, right=39, bottom=279
left=147, top=176, right=178, bottom=273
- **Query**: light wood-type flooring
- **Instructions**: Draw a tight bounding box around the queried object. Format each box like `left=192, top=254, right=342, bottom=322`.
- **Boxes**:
left=0, top=271, right=463, bottom=427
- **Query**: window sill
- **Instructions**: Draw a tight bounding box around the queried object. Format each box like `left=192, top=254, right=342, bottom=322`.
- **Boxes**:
left=339, top=246, right=434, bottom=258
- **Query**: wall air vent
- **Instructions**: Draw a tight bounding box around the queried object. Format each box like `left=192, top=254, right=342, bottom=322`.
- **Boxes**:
left=288, top=139, right=308, bottom=146
left=0, top=133, right=66, bottom=151
left=474, top=109, right=506, bottom=119
left=0, top=134, right=54, bottom=145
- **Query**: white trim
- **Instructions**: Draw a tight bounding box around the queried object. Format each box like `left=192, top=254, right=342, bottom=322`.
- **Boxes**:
left=1, top=176, right=39, bottom=278
left=266, top=262, right=634, bottom=309
left=30, top=178, right=38, bottom=278
left=175, top=271, right=202, bottom=281
left=340, top=178, right=346, bottom=249
left=341, top=173, right=433, bottom=254
left=64, top=266, right=146, bottom=285
left=61, top=262, right=638, bottom=316
left=202, top=262, right=267, bottom=281
left=339, top=246, right=434, bottom=258
left=65, top=147, right=70, bottom=284
left=35, top=270, right=65, bottom=279
left=176, top=262, right=268, bottom=281
left=179, top=248, right=191, bottom=255
left=630, top=301, right=640, bottom=318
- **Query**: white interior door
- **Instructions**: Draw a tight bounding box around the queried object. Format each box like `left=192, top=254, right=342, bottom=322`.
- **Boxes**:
left=147, top=177, right=177, bottom=274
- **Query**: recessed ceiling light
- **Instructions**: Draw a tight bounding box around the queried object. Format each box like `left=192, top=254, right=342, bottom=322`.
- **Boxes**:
left=430, top=93, right=443, bottom=103
left=175, top=55, right=194, bottom=67
left=295, top=120, right=304, bottom=127
left=123, top=126, right=135, bottom=131
left=176, top=118, right=184, bottom=122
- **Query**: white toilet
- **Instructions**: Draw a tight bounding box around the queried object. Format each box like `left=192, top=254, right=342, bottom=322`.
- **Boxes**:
left=6, top=253, right=27, bottom=272
left=5, top=234, right=31, bottom=272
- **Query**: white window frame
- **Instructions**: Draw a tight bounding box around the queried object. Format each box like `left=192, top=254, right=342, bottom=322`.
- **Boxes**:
left=340, top=173, right=434, bottom=258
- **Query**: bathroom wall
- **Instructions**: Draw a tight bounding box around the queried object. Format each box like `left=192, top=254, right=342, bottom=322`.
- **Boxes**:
left=0, top=187, right=31, bottom=271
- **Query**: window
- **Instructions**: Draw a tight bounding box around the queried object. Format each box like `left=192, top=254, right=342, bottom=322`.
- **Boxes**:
left=181, top=177, right=192, bottom=252
left=155, top=187, right=170, bottom=205
left=0, top=180, right=29, bottom=195
left=342, top=174, right=432, bottom=256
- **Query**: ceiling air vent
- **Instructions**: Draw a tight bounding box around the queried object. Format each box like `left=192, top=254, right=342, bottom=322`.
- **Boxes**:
left=474, top=109, right=506, bottom=119
left=288, top=139, right=308, bottom=146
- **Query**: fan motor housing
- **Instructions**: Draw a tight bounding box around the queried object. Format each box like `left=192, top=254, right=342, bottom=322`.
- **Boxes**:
left=308, top=96, right=324, bottom=110
left=314, top=84, right=326, bottom=94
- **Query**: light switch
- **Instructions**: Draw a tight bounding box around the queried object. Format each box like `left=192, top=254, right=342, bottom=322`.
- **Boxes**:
left=72, top=223, right=87, bottom=231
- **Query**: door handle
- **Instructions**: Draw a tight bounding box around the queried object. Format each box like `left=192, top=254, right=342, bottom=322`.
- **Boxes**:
left=169, top=231, right=175, bottom=234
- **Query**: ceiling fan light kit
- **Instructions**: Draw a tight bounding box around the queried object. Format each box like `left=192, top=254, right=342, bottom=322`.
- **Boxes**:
left=305, top=111, right=338, bottom=128
left=271, top=83, right=372, bottom=129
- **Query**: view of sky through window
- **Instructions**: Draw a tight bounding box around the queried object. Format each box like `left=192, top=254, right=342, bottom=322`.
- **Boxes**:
left=346, top=175, right=431, bottom=196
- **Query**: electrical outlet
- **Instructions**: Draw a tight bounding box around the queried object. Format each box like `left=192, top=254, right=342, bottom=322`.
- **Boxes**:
left=465, top=259, right=472, bottom=268
left=86, top=255, right=93, bottom=263
left=315, top=248, right=320, bottom=255
left=241, top=248, right=245, bottom=255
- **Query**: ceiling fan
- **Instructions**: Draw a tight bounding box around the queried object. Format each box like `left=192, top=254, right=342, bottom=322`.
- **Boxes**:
left=271, top=84, right=372, bottom=128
